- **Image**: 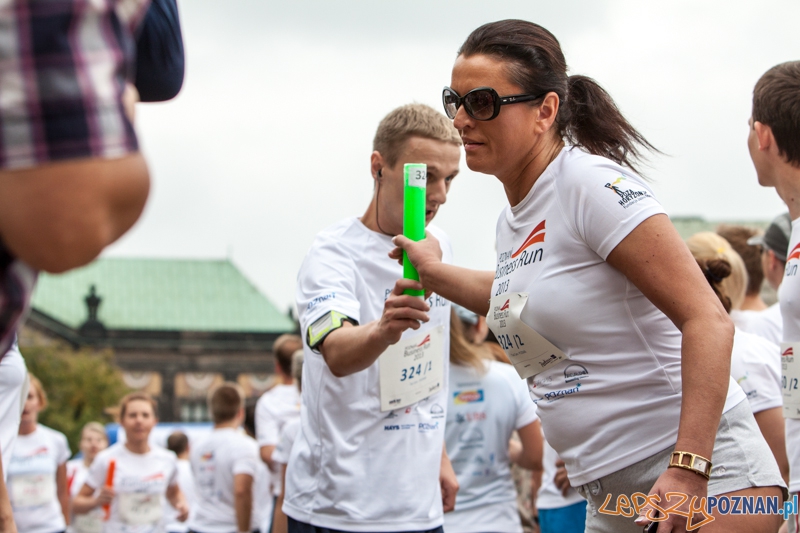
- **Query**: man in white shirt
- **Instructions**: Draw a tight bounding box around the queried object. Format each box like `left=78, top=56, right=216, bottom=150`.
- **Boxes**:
left=255, top=334, right=302, bottom=471
left=748, top=60, right=800, bottom=533
left=189, top=383, right=259, bottom=533
left=284, top=103, right=462, bottom=533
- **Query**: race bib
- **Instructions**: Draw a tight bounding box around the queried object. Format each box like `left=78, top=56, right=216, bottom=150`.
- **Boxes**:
left=118, top=492, right=163, bottom=526
left=11, top=474, right=55, bottom=507
left=486, top=293, right=567, bottom=379
left=379, top=325, right=444, bottom=411
left=73, top=511, right=103, bottom=533
left=782, top=342, right=800, bottom=419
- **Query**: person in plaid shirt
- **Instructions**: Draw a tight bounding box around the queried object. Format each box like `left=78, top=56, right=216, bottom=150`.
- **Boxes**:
left=0, top=2, right=183, bottom=531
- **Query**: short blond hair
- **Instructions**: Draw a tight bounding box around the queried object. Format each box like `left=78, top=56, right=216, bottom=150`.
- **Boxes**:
left=373, top=103, right=461, bottom=168
left=686, top=232, right=747, bottom=311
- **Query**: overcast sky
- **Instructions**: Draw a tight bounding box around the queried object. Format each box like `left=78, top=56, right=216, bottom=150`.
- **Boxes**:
left=104, top=0, right=800, bottom=312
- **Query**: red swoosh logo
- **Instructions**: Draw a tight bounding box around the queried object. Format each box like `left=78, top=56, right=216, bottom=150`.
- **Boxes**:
left=784, top=347, right=794, bottom=357
left=500, top=300, right=510, bottom=311
left=418, top=334, right=431, bottom=347
left=788, top=243, right=800, bottom=262
left=511, top=220, right=546, bottom=258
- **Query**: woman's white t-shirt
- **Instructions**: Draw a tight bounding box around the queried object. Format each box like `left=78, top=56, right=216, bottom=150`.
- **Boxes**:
left=68, top=458, right=104, bottom=533
left=779, top=216, right=800, bottom=493
left=85, top=443, right=178, bottom=533
left=730, top=328, right=782, bottom=414
left=8, top=425, right=70, bottom=533
left=444, top=360, right=537, bottom=533
left=490, top=147, right=745, bottom=486
left=285, top=217, right=452, bottom=532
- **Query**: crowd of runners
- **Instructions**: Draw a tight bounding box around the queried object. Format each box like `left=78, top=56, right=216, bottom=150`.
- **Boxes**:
left=1, top=5, right=800, bottom=533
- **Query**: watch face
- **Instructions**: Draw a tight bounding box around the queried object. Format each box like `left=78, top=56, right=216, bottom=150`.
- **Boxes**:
left=693, top=457, right=709, bottom=473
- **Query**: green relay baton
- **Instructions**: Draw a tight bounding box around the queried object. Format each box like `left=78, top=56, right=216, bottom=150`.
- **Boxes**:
left=403, top=163, right=427, bottom=297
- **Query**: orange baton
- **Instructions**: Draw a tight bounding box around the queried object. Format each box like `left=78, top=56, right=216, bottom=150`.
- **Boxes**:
left=103, top=459, right=116, bottom=520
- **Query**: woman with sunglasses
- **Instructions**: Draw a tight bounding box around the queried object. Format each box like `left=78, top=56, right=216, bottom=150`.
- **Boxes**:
left=393, top=19, right=785, bottom=533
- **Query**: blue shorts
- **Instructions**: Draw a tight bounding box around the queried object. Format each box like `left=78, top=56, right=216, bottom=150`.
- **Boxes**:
left=539, top=500, right=587, bottom=533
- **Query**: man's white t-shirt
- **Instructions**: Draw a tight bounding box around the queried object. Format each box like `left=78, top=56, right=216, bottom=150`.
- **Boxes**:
left=188, top=428, right=259, bottom=533
left=444, top=360, right=538, bottom=533
left=490, top=147, right=746, bottom=486
left=0, top=342, right=28, bottom=481
left=255, top=383, right=300, bottom=497
left=165, top=459, right=194, bottom=533
left=732, top=304, right=783, bottom=345
left=8, top=425, right=70, bottom=533
left=284, top=217, right=452, bottom=532
left=68, top=458, right=104, bottom=533
left=536, top=439, right=585, bottom=511
left=731, top=328, right=782, bottom=414
left=780, top=216, right=800, bottom=493
left=86, top=443, right=178, bottom=533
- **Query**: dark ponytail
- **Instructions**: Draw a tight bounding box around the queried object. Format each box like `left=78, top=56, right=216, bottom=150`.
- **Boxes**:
left=697, top=258, right=733, bottom=313
left=459, top=20, right=658, bottom=175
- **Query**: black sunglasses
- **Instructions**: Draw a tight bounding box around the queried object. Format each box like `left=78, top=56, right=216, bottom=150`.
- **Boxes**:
left=442, top=86, right=547, bottom=121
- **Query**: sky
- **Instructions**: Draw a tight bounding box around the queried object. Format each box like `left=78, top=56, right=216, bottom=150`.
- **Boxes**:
left=104, top=0, right=800, bottom=313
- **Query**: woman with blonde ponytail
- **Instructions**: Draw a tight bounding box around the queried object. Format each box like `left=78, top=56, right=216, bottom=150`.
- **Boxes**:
left=444, top=308, right=542, bottom=533
left=392, top=19, right=786, bottom=533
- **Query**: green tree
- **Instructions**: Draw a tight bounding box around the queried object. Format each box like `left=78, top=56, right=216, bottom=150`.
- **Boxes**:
left=21, top=344, right=130, bottom=454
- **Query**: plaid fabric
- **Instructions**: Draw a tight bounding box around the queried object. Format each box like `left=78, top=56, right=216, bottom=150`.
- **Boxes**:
left=0, top=241, right=36, bottom=356
left=0, top=0, right=150, bottom=169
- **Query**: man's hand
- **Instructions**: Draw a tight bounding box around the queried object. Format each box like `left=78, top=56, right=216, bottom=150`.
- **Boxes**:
left=440, top=451, right=459, bottom=513
left=374, top=279, right=431, bottom=346
left=175, top=501, right=189, bottom=522
left=554, top=459, right=571, bottom=497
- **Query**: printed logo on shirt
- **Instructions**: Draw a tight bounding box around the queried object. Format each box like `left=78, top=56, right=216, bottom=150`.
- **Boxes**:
left=26, top=447, right=48, bottom=458
left=535, top=382, right=583, bottom=404
left=453, top=390, right=484, bottom=404
left=786, top=244, right=800, bottom=277
left=307, top=292, right=336, bottom=310
left=604, top=176, right=652, bottom=209
left=563, top=364, right=589, bottom=383
left=200, top=452, right=213, bottom=462
left=418, top=422, right=440, bottom=432
left=430, top=403, right=444, bottom=418
left=495, top=221, right=546, bottom=280
left=118, top=472, right=167, bottom=492
left=528, top=375, right=553, bottom=388
left=455, top=411, right=487, bottom=424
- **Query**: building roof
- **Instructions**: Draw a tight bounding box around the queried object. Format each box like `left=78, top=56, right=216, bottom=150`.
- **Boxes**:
left=31, top=258, right=294, bottom=333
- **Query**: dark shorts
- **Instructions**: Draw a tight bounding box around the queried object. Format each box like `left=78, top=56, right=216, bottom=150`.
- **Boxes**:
left=0, top=240, right=37, bottom=356
left=287, top=517, right=443, bottom=533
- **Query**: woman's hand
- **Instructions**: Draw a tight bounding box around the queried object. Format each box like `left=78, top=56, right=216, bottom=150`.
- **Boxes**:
left=635, top=467, right=711, bottom=532
left=390, top=231, right=443, bottom=285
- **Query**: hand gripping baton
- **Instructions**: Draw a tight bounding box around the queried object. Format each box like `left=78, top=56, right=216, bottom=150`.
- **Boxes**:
left=403, top=163, right=426, bottom=296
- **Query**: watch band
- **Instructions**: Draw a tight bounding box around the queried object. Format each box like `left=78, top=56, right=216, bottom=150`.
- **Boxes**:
left=668, top=450, right=712, bottom=479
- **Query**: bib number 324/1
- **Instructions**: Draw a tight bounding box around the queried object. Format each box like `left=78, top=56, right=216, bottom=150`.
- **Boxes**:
left=379, top=325, right=444, bottom=412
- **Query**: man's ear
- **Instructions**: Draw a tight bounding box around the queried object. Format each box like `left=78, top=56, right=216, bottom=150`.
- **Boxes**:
left=754, top=121, right=774, bottom=152
left=370, top=151, right=385, bottom=182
